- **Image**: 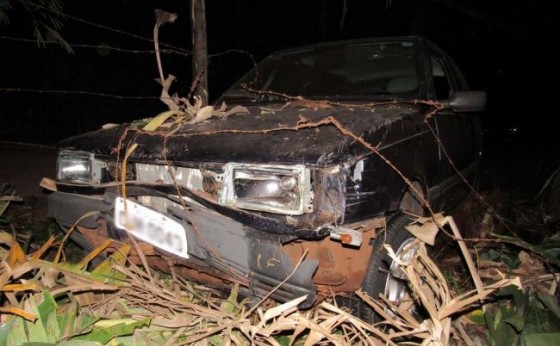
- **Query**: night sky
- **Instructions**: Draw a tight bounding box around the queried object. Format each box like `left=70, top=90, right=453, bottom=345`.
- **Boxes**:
left=0, top=0, right=550, bottom=153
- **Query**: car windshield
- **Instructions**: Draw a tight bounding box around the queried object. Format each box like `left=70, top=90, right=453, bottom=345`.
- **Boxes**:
left=223, top=41, right=420, bottom=100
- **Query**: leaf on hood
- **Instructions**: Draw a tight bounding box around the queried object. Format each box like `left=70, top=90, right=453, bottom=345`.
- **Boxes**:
left=223, top=105, right=249, bottom=117
left=156, top=74, right=181, bottom=111
left=101, top=123, right=119, bottom=130
left=142, top=110, right=183, bottom=131
left=191, top=105, right=214, bottom=124
left=289, top=99, right=333, bottom=110
left=216, top=101, right=227, bottom=113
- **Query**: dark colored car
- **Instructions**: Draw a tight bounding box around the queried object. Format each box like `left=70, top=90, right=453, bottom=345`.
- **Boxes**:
left=47, top=36, right=485, bottom=319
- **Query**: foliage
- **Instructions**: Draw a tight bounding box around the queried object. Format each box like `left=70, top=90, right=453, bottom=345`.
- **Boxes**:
left=0, top=216, right=524, bottom=346
left=0, top=0, right=72, bottom=52
left=2, top=185, right=560, bottom=345
left=477, top=286, right=560, bottom=346
left=0, top=0, right=11, bottom=25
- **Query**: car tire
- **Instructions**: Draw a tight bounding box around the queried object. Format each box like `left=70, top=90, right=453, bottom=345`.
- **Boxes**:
left=354, top=212, right=419, bottom=322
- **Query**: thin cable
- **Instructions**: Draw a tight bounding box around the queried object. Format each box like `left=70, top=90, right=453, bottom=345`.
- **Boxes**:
left=0, top=87, right=162, bottom=100
left=50, top=9, right=190, bottom=54
left=0, top=35, right=191, bottom=56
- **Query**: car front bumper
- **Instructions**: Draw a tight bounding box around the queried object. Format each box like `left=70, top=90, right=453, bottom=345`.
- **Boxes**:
left=48, top=190, right=319, bottom=308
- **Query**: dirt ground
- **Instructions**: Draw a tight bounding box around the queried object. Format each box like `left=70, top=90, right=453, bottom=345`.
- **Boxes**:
left=0, top=141, right=56, bottom=234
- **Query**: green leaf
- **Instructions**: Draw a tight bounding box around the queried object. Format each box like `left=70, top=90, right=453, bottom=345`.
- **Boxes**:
left=208, top=335, right=225, bottom=346
left=38, top=292, right=60, bottom=341
left=501, top=252, right=521, bottom=268
left=74, top=313, right=101, bottom=335
left=90, top=245, right=130, bottom=284
left=497, top=285, right=524, bottom=302
left=72, top=318, right=150, bottom=344
left=97, top=318, right=151, bottom=336
left=275, top=335, right=291, bottom=346
left=484, top=306, right=497, bottom=339
left=535, top=292, right=560, bottom=321
left=0, top=316, right=28, bottom=346
left=522, top=332, right=560, bottom=346
left=491, top=233, right=560, bottom=269
left=24, top=294, right=52, bottom=343
left=467, top=308, right=486, bottom=324
left=221, top=283, right=239, bottom=314
left=114, top=332, right=171, bottom=346
left=56, top=303, right=78, bottom=339
left=494, top=307, right=503, bottom=330
left=72, top=329, right=114, bottom=345
left=504, top=315, right=525, bottom=333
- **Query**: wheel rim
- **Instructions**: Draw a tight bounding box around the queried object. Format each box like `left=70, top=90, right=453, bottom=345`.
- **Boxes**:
left=384, top=238, right=418, bottom=304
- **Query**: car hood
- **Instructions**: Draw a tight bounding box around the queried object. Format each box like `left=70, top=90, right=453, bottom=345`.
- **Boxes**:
left=58, top=102, right=423, bottom=166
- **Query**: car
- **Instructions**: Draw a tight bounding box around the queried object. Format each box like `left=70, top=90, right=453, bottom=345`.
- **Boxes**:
left=46, top=36, right=485, bottom=320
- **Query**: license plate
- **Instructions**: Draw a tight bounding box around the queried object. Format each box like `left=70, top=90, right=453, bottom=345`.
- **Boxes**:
left=114, top=197, right=189, bottom=259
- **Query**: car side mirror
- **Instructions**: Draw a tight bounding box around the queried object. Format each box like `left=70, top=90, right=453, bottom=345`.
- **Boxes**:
left=446, top=91, right=487, bottom=112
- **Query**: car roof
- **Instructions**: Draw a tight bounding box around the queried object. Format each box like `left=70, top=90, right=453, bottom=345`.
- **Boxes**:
left=267, top=36, right=430, bottom=58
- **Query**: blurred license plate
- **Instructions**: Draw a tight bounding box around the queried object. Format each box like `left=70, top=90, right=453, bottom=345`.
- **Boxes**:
left=114, top=197, right=189, bottom=259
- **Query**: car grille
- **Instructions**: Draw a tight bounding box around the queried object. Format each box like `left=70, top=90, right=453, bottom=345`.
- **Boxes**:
left=134, top=163, right=208, bottom=213
left=135, top=163, right=205, bottom=190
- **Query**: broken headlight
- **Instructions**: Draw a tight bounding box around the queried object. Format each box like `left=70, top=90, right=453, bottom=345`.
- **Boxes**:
left=219, top=163, right=313, bottom=215
left=56, top=150, right=107, bottom=185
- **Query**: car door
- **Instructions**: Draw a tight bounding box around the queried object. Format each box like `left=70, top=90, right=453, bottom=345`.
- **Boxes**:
left=428, top=49, right=482, bottom=207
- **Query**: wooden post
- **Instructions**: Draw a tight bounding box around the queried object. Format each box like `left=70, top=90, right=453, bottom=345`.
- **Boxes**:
left=190, top=0, right=209, bottom=106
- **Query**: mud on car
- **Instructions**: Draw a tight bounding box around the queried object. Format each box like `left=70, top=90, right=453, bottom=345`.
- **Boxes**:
left=46, top=36, right=485, bottom=320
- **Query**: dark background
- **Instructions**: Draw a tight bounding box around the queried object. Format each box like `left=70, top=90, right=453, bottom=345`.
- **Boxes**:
left=0, top=0, right=552, bottom=156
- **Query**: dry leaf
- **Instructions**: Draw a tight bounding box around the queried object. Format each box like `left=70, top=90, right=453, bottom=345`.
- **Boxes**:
left=191, top=105, right=214, bottom=123
left=39, top=177, right=57, bottom=192
left=7, top=239, right=26, bottom=268
left=289, top=99, right=334, bottom=110
left=0, top=307, right=37, bottom=321
left=404, top=213, right=446, bottom=246
left=223, top=105, right=249, bottom=117
left=0, top=230, right=13, bottom=246
left=151, top=313, right=193, bottom=328
left=262, top=295, right=307, bottom=322
left=102, top=123, right=119, bottom=130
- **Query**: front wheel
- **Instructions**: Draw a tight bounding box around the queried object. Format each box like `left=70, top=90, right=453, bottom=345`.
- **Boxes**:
left=357, top=212, right=420, bottom=322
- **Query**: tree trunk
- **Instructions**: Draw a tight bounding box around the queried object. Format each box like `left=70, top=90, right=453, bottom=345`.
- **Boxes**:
left=190, top=0, right=208, bottom=106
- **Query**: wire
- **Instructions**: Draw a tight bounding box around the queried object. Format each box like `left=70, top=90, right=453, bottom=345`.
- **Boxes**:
left=0, top=35, right=191, bottom=56
left=0, top=87, right=162, bottom=100
left=43, top=7, right=191, bottom=55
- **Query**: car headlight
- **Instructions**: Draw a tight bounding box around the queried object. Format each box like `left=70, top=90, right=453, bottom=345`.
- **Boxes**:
left=57, top=150, right=107, bottom=185
left=219, top=163, right=313, bottom=215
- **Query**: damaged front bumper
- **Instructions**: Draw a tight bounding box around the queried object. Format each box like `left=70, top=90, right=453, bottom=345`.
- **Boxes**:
left=48, top=186, right=322, bottom=308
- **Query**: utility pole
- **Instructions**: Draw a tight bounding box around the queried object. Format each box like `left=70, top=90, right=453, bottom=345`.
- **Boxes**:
left=190, top=0, right=208, bottom=106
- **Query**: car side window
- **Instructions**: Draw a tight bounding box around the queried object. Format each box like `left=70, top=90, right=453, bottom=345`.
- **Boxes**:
left=431, top=57, right=452, bottom=100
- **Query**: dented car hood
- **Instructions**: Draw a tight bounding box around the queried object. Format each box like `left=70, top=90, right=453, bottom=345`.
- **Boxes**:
left=58, top=102, right=423, bottom=166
